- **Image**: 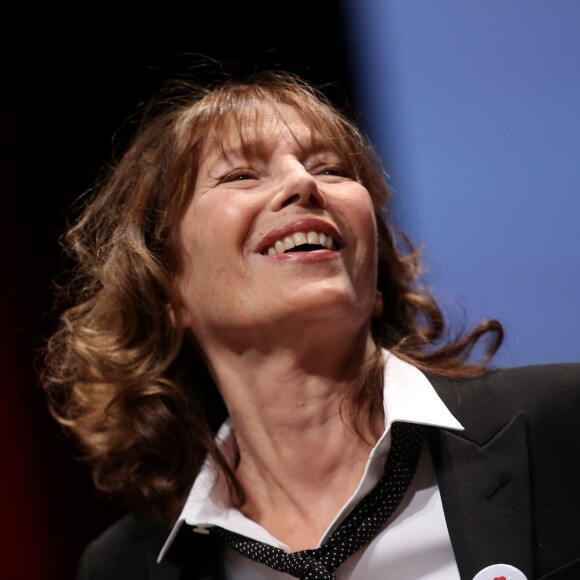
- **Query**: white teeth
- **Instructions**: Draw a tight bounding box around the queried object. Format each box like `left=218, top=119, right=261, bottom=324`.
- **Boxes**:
left=307, top=231, right=319, bottom=244
left=264, top=231, right=336, bottom=255
left=293, top=232, right=307, bottom=246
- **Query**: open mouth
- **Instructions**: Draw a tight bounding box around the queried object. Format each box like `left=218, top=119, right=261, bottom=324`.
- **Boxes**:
left=263, top=231, right=337, bottom=256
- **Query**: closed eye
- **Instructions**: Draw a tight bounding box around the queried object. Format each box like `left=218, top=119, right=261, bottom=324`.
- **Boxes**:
left=322, top=166, right=346, bottom=176
left=314, top=164, right=352, bottom=180
left=219, top=168, right=258, bottom=184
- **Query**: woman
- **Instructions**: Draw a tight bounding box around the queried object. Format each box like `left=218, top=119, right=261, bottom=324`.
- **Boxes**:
left=42, top=71, right=580, bottom=579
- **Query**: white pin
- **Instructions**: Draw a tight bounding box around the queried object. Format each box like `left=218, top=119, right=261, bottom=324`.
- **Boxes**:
left=472, top=563, right=527, bottom=580
left=192, top=525, right=211, bottom=534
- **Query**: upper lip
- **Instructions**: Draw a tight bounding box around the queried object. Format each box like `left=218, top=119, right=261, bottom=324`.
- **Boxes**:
left=255, top=217, right=343, bottom=255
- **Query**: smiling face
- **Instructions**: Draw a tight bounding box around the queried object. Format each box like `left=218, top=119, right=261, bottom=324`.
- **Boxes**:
left=175, top=103, right=380, bottom=350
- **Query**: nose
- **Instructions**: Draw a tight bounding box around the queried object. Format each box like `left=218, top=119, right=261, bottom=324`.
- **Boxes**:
left=270, top=159, right=327, bottom=211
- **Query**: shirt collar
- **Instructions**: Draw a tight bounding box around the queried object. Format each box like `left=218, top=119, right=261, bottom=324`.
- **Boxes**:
left=158, top=349, right=463, bottom=561
left=382, top=350, right=464, bottom=431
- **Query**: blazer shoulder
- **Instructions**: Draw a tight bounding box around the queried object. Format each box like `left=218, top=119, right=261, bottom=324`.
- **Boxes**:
left=480, top=362, right=580, bottom=411
left=430, top=361, right=580, bottom=404
left=428, top=362, right=580, bottom=442
left=77, top=513, right=173, bottom=580
left=485, top=361, right=580, bottom=388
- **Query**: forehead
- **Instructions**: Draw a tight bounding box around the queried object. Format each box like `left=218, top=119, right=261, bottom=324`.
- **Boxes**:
left=198, top=103, right=337, bottom=166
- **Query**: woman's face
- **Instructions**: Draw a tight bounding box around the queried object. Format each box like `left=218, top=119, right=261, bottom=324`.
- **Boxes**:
left=175, top=103, right=380, bottom=347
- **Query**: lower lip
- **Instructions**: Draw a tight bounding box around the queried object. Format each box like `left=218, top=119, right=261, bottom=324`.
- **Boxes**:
left=259, top=249, right=340, bottom=262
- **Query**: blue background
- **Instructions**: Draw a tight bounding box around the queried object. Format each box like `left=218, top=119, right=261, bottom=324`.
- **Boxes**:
left=343, top=0, right=580, bottom=366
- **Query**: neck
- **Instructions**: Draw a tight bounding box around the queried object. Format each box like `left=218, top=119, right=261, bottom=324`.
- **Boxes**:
left=199, top=322, right=384, bottom=550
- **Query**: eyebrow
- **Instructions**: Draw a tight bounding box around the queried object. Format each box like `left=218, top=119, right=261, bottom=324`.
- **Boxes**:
left=212, top=138, right=339, bottom=164
left=200, top=124, right=346, bottom=180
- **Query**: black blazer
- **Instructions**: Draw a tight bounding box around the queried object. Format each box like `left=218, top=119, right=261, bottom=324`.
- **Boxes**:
left=77, top=363, right=580, bottom=580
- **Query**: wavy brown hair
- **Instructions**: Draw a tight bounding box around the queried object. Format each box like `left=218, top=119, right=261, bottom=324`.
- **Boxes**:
left=40, top=71, right=502, bottom=523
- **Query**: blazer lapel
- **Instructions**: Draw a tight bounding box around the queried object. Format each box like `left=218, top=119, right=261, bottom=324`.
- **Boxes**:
left=428, top=374, right=534, bottom=580
left=158, top=526, right=225, bottom=580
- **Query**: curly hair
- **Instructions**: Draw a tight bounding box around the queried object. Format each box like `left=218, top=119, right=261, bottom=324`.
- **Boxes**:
left=40, top=70, right=502, bottom=524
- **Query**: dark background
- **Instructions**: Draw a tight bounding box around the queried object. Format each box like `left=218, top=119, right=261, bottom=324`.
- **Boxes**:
left=1, top=5, right=359, bottom=579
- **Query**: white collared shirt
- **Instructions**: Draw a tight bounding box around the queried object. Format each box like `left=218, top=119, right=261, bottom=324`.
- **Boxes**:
left=160, top=350, right=464, bottom=579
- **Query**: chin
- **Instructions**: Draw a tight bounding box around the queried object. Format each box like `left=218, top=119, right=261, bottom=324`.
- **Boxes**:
left=278, top=288, right=373, bottom=325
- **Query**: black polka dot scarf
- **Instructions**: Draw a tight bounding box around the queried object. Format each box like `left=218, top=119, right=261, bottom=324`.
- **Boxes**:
left=211, top=422, right=424, bottom=579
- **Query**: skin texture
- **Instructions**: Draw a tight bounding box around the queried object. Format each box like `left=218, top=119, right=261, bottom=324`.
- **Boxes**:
left=176, top=104, right=379, bottom=344
left=175, top=104, right=384, bottom=550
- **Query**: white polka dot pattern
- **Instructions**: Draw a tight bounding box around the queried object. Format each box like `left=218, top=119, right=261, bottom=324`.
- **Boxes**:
left=212, top=422, right=424, bottom=579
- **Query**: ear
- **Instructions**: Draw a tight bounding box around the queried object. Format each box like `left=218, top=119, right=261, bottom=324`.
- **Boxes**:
left=167, top=302, right=178, bottom=328
left=372, top=290, right=383, bottom=318
left=167, top=300, right=193, bottom=329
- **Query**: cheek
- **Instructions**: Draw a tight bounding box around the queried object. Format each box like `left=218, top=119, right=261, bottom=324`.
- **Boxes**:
left=174, top=196, right=260, bottom=328
left=173, top=206, right=216, bottom=326
left=188, top=192, right=263, bottom=254
left=178, top=199, right=231, bottom=270
left=341, top=187, right=378, bottom=255
left=356, top=189, right=379, bottom=248
left=340, top=182, right=376, bottom=219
